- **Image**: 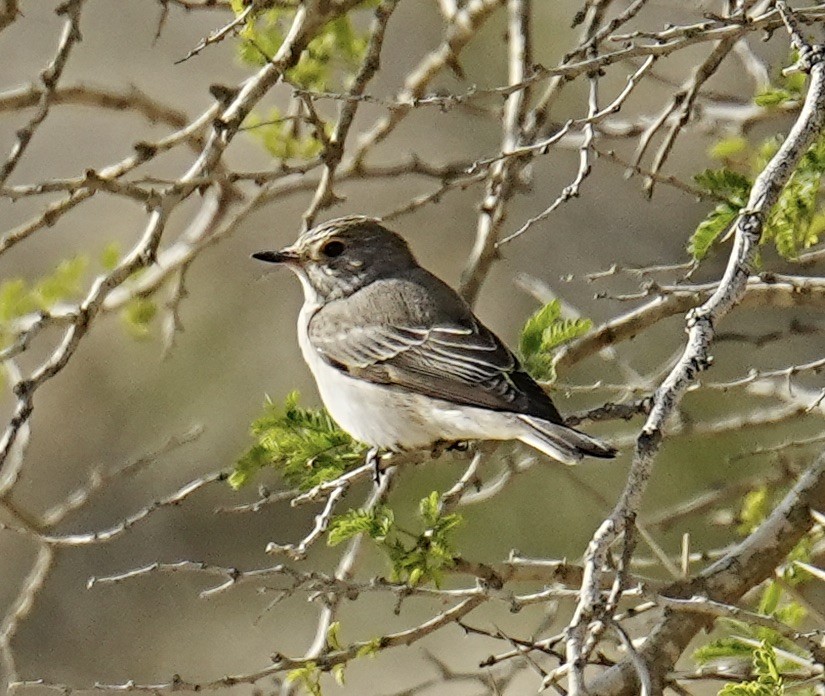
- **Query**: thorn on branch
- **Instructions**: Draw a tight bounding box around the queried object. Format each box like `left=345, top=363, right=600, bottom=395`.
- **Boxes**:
left=133, top=141, right=158, bottom=160
left=209, top=83, right=240, bottom=106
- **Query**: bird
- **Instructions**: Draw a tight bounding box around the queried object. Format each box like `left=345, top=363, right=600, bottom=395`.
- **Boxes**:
left=253, top=216, right=616, bottom=470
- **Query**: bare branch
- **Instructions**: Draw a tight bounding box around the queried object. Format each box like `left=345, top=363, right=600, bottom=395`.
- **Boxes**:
left=566, top=30, right=825, bottom=693
left=0, top=0, right=86, bottom=187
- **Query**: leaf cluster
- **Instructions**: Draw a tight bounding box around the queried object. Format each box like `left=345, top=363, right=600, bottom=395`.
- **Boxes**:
left=0, top=242, right=161, bottom=358
left=0, top=255, right=87, bottom=320
left=0, top=256, right=88, bottom=352
left=754, top=51, right=807, bottom=110
left=286, top=661, right=322, bottom=696
left=519, top=299, right=591, bottom=382
left=231, top=391, right=366, bottom=490
left=231, top=1, right=367, bottom=83
left=693, top=489, right=821, bottom=693
left=716, top=643, right=788, bottom=696
left=230, top=0, right=372, bottom=163
left=328, top=491, right=463, bottom=587
left=245, top=108, right=326, bottom=160
left=689, top=64, right=825, bottom=262
left=120, top=296, right=158, bottom=340
left=692, top=599, right=806, bottom=672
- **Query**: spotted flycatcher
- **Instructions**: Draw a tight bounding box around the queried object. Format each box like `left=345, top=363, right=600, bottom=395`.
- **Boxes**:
left=253, top=216, right=616, bottom=465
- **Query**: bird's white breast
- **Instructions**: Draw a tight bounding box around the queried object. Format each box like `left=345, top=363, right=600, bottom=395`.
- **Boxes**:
left=297, top=302, right=430, bottom=448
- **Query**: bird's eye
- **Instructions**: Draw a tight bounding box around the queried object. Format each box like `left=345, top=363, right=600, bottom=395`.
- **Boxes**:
left=321, top=240, right=345, bottom=258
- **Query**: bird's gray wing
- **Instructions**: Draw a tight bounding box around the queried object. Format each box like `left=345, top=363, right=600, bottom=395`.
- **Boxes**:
left=307, top=274, right=564, bottom=423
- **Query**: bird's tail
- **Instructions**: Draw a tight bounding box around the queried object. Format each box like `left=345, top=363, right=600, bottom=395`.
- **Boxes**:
left=516, top=415, right=617, bottom=465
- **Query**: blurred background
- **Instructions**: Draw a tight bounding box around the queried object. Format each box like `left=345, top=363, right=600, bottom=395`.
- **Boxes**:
left=0, top=1, right=823, bottom=694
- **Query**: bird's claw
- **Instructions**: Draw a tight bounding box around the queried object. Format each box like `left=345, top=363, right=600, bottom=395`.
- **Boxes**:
left=366, top=446, right=382, bottom=484
left=446, top=440, right=470, bottom=452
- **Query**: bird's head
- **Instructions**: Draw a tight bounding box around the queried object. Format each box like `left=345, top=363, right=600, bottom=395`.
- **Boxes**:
left=253, top=216, right=417, bottom=302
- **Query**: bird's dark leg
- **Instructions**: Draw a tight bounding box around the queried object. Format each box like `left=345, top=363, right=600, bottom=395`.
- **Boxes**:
left=430, top=440, right=470, bottom=459
left=366, top=446, right=382, bottom=484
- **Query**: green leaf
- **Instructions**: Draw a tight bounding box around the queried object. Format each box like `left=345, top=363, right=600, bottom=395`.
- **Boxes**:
left=234, top=3, right=370, bottom=86
left=739, top=486, right=770, bottom=535
left=520, top=300, right=561, bottom=358
left=718, top=683, right=777, bottom=695
left=0, top=279, right=36, bottom=324
left=286, top=662, right=322, bottom=696
left=332, top=663, right=345, bottom=687
left=694, top=637, right=757, bottom=664
left=541, top=317, right=592, bottom=352
left=694, top=132, right=825, bottom=261
left=0, top=257, right=91, bottom=348
left=419, top=491, right=440, bottom=527
left=387, top=493, right=462, bottom=587
left=756, top=136, right=783, bottom=171
left=356, top=637, right=383, bottom=658
left=233, top=392, right=366, bottom=490
left=694, top=168, right=752, bottom=200
left=342, top=491, right=464, bottom=588
left=782, top=536, right=815, bottom=585
left=519, top=300, right=591, bottom=381
left=689, top=166, right=757, bottom=261
left=100, top=241, right=121, bottom=271
left=758, top=581, right=781, bottom=616
left=755, top=89, right=792, bottom=108
left=699, top=640, right=789, bottom=695
left=765, top=167, right=821, bottom=259
left=120, top=297, right=157, bottom=340
left=32, top=256, right=88, bottom=310
left=327, top=506, right=394, bottom=546
left=773, top=601, right=806, bottom=628
left=326, top=621, right=342, bottom=650
left=709, top=136, right=749, bottom=159
left=784, top=70, right=807, bottom=96
left=245, top=108, right=324, bottom=162
left=407, top=566, right=424, bottom=587
left=688, top=203, right=740, bottom=261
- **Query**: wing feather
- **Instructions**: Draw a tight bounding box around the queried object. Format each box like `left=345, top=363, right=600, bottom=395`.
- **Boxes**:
left=307, top=273, right=564, bottom=424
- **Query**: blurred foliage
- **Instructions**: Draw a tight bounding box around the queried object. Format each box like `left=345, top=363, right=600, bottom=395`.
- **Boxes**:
left=690, top=63, right=825, bottom=262
left=328, top=491, right=462, bottom=587
left=286, top=622, right=379, bottom=693
left=689, top=169, right=751, bottom=261
left=245, top=108, right=326, bottom=160
left=693, top=485, right=822, bottom=694
left=0, top=256, right=87, bottom=326
left=0, top=256, right=88, bottom=360
left=230, top=0, right=374, bottom=162
left=120, top=296, right=158, bottom=340
left=690, top=133, right=825, bottom=261
left=738, top=485, right=770, bottom=535
left=754, top=50, right=807, bottom=109
left=100, top=240, right=122, bottom=271
left=231, top=0, right=369, bottom=81
left=519, top=299, right=592, bottom=381
left=231, top=390, right=367, bottom=490
left=716, top=643, right=789, bottom=696
left=0, top=242, right=163, bottom=372
left=325, top=622, right=347, bottom=687
left=286, top=661, right=322, bottom=696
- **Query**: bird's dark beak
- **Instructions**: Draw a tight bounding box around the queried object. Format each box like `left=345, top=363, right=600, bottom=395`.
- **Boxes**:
left=252, top=246, right=300, bottom=265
